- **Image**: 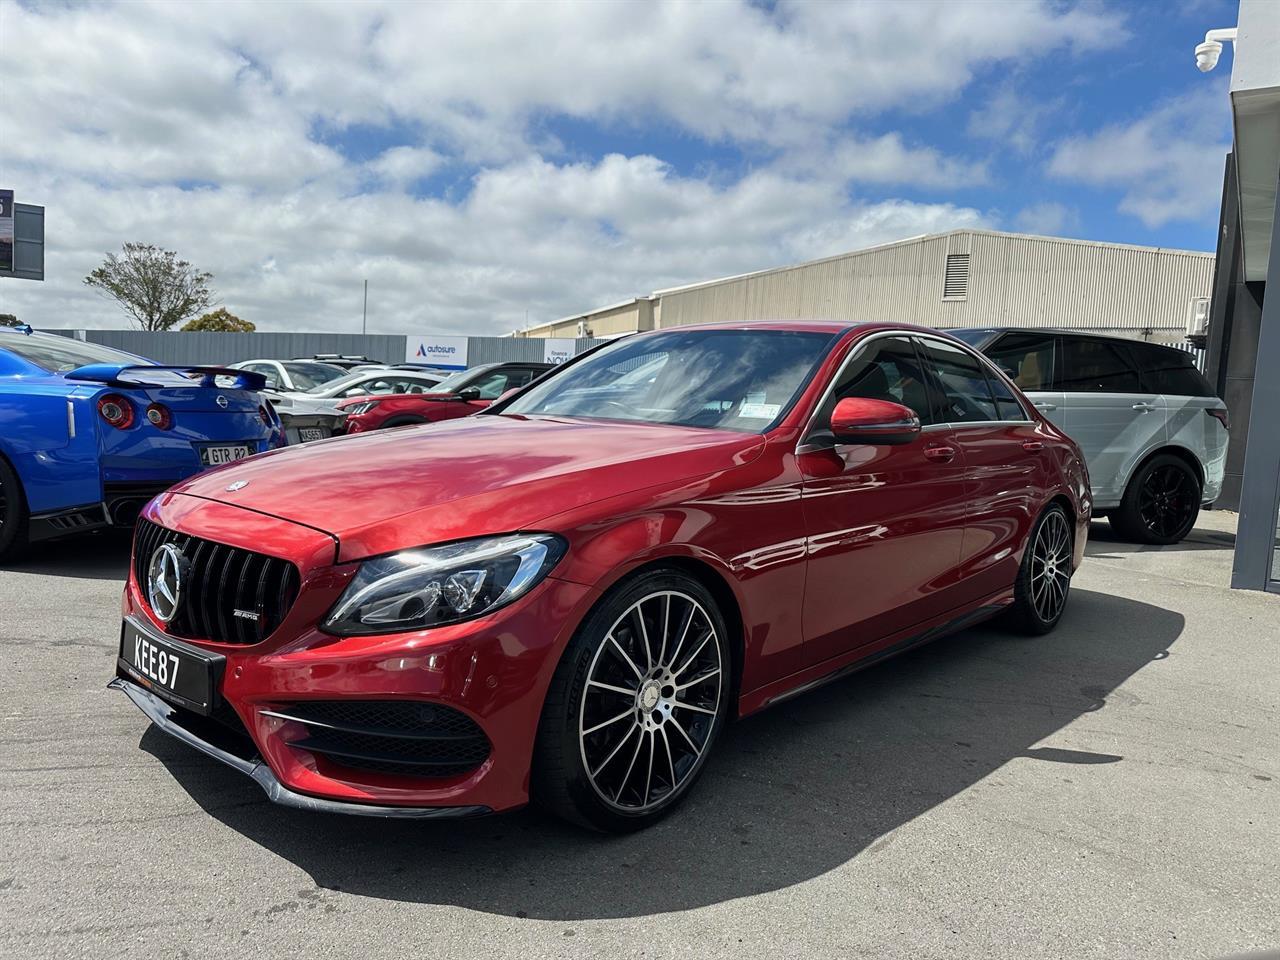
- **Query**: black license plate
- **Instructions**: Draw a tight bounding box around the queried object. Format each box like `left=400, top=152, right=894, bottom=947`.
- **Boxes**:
left=117, top=618, right=223, bottom=715
left=199, top=443, right=253, bottom=467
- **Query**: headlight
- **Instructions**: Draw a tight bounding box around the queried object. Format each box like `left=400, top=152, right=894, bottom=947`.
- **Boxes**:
left=345, top=399, right=383, bottom=415
left=322, top=534, right=567, bottom=636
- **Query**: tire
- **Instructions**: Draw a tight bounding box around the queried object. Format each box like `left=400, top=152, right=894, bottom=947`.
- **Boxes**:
left=532, top=568, right=730, bottom=832
left=0, top=456, right=30, bottom=565
left=1005, top=503, right=1074, bottom=636
left=1110, top=453, right=1201, bottom=545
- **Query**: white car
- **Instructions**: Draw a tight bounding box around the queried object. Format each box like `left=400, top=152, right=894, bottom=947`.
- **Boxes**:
left=226, top=362, right=446, bottom=443
left=955, top=328, right=1228, bottom=544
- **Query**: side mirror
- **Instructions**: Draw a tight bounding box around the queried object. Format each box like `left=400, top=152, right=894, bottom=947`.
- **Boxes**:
left=456, top=386, right=482, bottom=401
left=829, top=397, right=921, bottom=445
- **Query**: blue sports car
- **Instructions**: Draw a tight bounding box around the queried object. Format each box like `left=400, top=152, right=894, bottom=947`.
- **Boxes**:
left=0, top=326, right=284, bottom=562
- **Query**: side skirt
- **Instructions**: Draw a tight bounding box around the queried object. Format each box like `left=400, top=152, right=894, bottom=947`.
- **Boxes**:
left=739, top=593, right=1013, bottom=718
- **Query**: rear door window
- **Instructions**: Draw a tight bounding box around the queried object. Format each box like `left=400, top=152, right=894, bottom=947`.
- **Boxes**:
left=1059, top=337, right=1142, bottom=393
left=1131, top=344, right=1216, bottom=397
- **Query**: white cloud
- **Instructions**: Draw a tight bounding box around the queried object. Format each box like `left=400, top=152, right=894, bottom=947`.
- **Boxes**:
left=0, top=0, right=1118, bottom=334
left=1047, top=85, right=1231, bottom=228
left=1014, top=201, right=1081, bottom=236
left=967, top=84, right=1061, bottom=156
left=2, top=158, right=992, bottom=335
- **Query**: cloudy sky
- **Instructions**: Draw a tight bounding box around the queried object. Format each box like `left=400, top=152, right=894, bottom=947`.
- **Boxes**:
left=0, top=0, right=1237, bottom=336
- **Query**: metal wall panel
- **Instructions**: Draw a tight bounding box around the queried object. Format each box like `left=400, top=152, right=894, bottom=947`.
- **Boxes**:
left=52, top=330, right=608, bottom=368
left=654, top=231, right=1214, bottom=337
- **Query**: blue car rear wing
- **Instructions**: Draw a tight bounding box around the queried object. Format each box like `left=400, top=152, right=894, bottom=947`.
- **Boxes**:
left=64, top=364, right=268, bottom=391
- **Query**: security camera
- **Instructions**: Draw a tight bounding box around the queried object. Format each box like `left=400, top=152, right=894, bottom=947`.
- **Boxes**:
left=1194, top=27, right=1236, bottom=73
left=1195, top=39, right=1222, bottom=72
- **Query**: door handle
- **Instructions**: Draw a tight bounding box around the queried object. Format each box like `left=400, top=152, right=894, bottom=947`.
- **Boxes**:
left=923, top=445, right=956, bottom=463
left=1033, top=401, right=1057, bottom=411
left=1021, top=440, right=1044, bottom=452
left=1132, top=402, right=1157, bottom=412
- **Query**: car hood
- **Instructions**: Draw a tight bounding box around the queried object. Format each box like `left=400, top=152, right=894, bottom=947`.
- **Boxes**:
left=170, top=414, right=765, bottom=562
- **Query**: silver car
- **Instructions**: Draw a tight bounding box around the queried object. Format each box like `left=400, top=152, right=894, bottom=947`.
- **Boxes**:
left=955, top=328, right=1228, bottom=544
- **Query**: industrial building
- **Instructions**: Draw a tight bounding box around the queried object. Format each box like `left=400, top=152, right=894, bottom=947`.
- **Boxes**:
left=517, top=229, right=1215, bottom=345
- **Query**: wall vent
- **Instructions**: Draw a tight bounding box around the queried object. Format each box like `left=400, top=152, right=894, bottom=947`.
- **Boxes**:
left=943, top=254, right=970, bottom=300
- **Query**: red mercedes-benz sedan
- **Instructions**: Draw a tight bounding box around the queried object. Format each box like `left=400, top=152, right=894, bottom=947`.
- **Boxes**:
left=111, top=322, right=1089, bottom=832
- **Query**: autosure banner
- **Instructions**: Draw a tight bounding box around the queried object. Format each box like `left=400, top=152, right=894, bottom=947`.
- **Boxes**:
left=406, top=335, right=469, bottom=369
left=0, top=190, right=14, bottom=273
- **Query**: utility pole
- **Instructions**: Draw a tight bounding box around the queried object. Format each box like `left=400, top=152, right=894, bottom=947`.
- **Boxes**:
left=362, top=279, right=368, bottom=334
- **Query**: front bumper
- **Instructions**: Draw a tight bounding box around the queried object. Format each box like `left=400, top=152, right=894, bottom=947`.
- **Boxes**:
left=109, top=677, right=490, bottom=819
left=118, top=496, right=595, bottom=815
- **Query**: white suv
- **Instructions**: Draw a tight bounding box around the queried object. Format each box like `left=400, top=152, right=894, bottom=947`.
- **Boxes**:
left=954, top=329, right=1228, bottom=544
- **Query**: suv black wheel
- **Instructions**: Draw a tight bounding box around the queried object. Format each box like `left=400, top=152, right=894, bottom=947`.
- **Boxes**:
left=533, top=569, right=730, bottom=832
left=1111, top=453, right=1201, bottom=545
left=1006, top=503, right=1073, bottom=635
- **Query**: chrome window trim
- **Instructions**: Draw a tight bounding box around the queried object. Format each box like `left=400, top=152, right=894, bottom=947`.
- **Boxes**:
left=797, top=329, right=1032, bottom=453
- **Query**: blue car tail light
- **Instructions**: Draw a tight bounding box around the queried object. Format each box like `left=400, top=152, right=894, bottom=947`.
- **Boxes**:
left=97, top=393, right=134, bottom=429
left=145, top=403, right=173, bottom=430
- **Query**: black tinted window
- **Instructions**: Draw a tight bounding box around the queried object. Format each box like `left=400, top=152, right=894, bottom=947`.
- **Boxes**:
left=985, top=333, right=1056, bottom=392
left=1060, top=338, right=1141, bottom=393
left=916, top=338, right=998, bottom=423
left=1133, top=345, right=1216, bottom=397
left=818, top=336, right=937, bottom=428
left=986, top=372, right=1029, bottom=421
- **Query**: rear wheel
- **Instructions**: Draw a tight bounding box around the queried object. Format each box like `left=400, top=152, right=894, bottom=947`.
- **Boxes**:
left=1110, top=454, right=1201, bottom=544
left=1006, top=503, right=1073, bottom=635
left=0, top=457, right=30, bottom=564
left=533, top=569, right=729, bottom=832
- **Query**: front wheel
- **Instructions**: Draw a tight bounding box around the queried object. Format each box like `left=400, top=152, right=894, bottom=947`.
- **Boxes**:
left=1110, top=454, right=1201, bottom=544
left=533, top=570, right=730, bottom=832
left=1006, top=503, right=1074, bottom=635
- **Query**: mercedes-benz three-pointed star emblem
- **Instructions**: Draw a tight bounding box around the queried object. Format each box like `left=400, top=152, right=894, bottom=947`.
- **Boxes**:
left=146, top=543, right=187, bottom=624
left=225, top=479, right=249, bottom=492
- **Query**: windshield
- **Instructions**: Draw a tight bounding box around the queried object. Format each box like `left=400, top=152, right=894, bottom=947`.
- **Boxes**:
left=1, top=334, right=149, bottom=373
left=502, top=329, right=835, bottom=432
left=430, top=370, right=473, bottom=393
left=308, top=369, right=389, bottom=395
left=282, top=361, right=345, bottom=390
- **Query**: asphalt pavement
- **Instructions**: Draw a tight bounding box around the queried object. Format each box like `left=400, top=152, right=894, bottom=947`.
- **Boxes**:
left=1, top=514, right=1276, bottom=959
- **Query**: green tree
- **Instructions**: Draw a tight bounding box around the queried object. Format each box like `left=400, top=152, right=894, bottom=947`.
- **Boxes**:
left=182, top=308, right=255, bottom=332
left=84, top=243, right=213, bottom=331
left=0, top=314, right=18, bottom=328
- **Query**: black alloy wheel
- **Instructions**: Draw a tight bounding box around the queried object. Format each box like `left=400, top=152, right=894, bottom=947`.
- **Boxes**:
left=1111, top=454, right=1201, bottom=545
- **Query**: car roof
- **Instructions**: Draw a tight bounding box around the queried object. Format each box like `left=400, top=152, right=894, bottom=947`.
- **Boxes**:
left=950, top=326, right=1195, bottom=354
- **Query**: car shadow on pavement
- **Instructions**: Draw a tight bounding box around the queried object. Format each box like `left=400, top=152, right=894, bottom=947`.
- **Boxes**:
left=1086, top=519, right=1236, bottom=555
left=10, top=530, right=133, bottom=580
left=142, top=586, right=1182, bottom=921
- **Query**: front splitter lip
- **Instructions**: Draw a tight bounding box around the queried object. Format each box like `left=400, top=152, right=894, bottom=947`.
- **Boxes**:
left=109, top=677, right=492, bottom=821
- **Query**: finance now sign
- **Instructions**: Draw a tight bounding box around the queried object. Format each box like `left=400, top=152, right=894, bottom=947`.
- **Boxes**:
left=406, top=335, right=468, bottom=370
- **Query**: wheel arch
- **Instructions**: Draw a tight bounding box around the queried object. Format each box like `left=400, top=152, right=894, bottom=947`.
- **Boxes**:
left=1122, top=444, right=1205, bottom=495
